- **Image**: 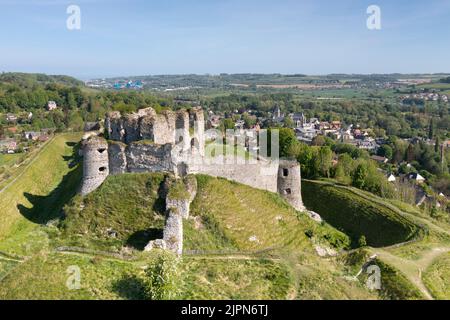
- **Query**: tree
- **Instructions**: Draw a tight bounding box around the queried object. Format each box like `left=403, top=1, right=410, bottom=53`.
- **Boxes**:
left=278, top=127, right=298, bottom=158
left=312, top=135, right=326, bottom=147
left=334, top=153, right=354, bottom=184
left=378, top=145, right=393, bottom=160
left=222, top=118, right=235, bottom=131
left=352, top=163, right=368, bottom=189
left=317, top=146, right=333, bottom=178
left=291, top=142, right=317, bottom=178
left=283, top=116, right=294, bottom=128
left=358, top=235, right=367, bottom=247
left=428, top=117, right=434, bottom=139
left=406, top=144, right=415, bottom=163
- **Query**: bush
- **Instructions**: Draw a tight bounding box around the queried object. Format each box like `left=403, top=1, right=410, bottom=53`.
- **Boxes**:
left=144, top=252, right=181, bottom=300
left=358, top=235, right=367, bottom=247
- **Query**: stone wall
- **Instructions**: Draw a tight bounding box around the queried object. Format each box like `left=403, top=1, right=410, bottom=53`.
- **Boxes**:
left=126, top=142, right=174, bottom=173
left=163, top=208, right=183, bottom=255
left=105, top=107, right=178, bottom=146
left=107, top=140, right=175, bottom=175
left=108, top=141, right=127, bottom=175
left=145, top=176, right=198, bottom=255
left=188, top=156, right=279, bottom=193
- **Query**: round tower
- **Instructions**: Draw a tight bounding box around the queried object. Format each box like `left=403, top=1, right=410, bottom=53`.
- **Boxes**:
left=80, top=137, right=109, bottom=196
left=277, top=160, right=304, bottom=211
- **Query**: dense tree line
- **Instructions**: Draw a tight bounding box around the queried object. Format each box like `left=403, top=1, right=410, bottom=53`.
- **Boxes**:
left=0, top=74, right=174, bottom=132
left=273, top=128, right=395, bottom=198
left=202, top=93, right=449, bottom=140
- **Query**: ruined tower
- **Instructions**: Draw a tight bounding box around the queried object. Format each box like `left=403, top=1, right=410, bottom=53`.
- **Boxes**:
left=189, top=107, right=205, bottom=157
left=175, top=109, right=190, bottom=151
left=80, top=137, right=109, bottom=196
left=277, top=160, right=304, bottom=211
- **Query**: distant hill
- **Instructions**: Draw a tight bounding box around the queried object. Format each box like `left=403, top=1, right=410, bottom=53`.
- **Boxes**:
left=0, top=72, right=83, bottom=88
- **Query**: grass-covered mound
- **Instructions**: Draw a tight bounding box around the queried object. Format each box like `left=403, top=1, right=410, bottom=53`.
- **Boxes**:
left=184, top=175, right=350, bottom=253
left=423, top=252, right=450, bottom=300
left=302, top=180, right=419, bottom=248
left=61, top=173, right=167, bottom=250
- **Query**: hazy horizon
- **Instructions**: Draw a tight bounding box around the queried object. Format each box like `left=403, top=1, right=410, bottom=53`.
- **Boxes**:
left=1, top=0, right=450, bottom=78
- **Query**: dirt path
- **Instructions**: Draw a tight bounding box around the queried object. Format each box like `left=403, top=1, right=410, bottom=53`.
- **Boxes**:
left=371, top=247, right=450, bottom=300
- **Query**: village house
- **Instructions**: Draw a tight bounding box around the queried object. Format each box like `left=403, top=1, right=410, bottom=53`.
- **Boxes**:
left=206, top=115, right=221, bottom=129
left=0, top=138, right=17, bottom=154
left=291, top=113, right=306, bottom=128
left=23, top=131, right=42, bottom=141
left=408, top=172, right=426, bottom=184
left=387, top=174, right=396, bottom=182
left=6, top=127, right=18, bottom=134
left=330, top=121, right=341, bottom=130
left=370, top=155, right=389, bottom=164
left=6, top=113, right=18, bottom=123
left=272, top=106, right=285, bottom=123
left=47, top=101, right=57, bottom=111
left=356, top=137, right=379, bottom=151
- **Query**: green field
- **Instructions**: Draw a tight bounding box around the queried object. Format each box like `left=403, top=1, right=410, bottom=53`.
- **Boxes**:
left=1, top=134, right=449, bottom=300
left=0, top=154, right=23, bottom=167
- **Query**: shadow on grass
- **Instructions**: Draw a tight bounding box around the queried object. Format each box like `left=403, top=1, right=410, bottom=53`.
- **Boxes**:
left=112, top=275, right=147, bottom=300
left=17, top=141, right=82, bottom=225
left=126, top=228, right=163, bottom=251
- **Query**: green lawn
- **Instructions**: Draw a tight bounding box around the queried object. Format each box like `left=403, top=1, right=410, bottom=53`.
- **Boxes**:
left=0, top=153, right=23, bottom=167
left=0, top=133, right=82, bottom=256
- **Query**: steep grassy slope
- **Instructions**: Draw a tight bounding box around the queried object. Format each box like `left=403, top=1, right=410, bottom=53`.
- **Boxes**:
left=61, top=173, right=167, bottom=250
left=302, top=180, right=419, bottom=248
left=423, top=252, right=450, bottom=299
left=184, top=175, right=350, bottom=253
left=0, top=134, right=82, bottom=256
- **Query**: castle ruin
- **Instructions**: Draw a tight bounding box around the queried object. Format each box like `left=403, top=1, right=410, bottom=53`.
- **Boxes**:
left=80, top=107, right=305, bottom=254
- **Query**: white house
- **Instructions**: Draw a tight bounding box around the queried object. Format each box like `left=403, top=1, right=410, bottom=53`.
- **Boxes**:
left=47, top=101, right=57, bottom=111
left=387, top=174, right=396, bottom=182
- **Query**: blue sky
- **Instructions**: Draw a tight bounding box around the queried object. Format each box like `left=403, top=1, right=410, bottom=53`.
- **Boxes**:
left=1, top=0, right=450, bottom=79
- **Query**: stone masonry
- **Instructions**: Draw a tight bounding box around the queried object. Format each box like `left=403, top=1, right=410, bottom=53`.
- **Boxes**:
left=81, top=106, right=305, bottom=254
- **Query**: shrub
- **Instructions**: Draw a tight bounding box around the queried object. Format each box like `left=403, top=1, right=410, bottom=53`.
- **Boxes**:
left=144, top=252, right=181, bottom=300
left=358, top=235, right=367, bottom=247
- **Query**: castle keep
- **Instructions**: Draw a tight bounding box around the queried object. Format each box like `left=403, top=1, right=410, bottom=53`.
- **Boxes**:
left=81, top=107, right=305, bottom=253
